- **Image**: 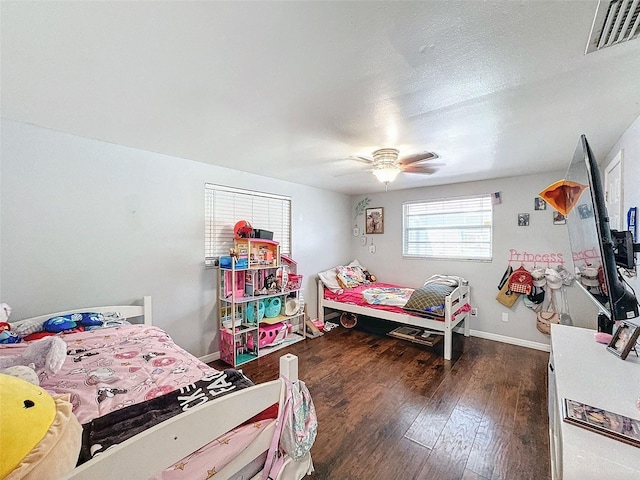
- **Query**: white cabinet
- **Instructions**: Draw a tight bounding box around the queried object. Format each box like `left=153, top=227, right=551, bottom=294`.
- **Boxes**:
left=218, top=238, right=305, bottom=367
left=549, top=324, right=640, bottom=479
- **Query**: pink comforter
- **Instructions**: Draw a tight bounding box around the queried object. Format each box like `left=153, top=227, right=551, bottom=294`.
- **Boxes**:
left=4, top=325, right=218, bottom=424
left=323, top=282, right=414, bottom=316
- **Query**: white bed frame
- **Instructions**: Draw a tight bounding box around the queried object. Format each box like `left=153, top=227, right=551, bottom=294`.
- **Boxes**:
left=9, top=297, right=304, bottom=480
left=317, top=279, right=471, bottom=360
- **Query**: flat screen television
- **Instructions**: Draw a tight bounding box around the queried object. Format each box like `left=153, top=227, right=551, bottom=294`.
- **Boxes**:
left=564, top=135, right=638, bottom=324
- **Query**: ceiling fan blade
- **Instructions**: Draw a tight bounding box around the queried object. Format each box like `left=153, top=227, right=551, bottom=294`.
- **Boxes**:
left=333, top=168, right=374, bottom=177
left=403, top=165, right=438, bottom=175
left=399, top=151, right=439, bottom=166
left=349, top=155, right=374, bottom=164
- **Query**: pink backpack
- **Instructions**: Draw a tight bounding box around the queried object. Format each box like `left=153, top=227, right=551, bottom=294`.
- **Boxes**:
left=262, top=377, right=317, bottom=479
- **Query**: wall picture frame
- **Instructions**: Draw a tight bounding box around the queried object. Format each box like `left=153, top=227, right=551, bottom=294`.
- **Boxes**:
left=535, top=197, right=547, bottom=210
left=607, top=321, right=640, bottom=360
left=518, top=213, right=530, bottom=226
left=553, top=211, right=566, bottom=225
left=365, top=207, right=384, bottom=234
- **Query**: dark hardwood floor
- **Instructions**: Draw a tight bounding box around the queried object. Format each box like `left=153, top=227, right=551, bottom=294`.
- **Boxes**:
left=210, top=326, right=551, bottom=480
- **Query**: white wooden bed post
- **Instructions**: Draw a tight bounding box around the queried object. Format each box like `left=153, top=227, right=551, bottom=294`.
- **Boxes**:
left=143, top=296, right=152, bottom=325
left=280, top=353, right=299, bottom=382
left=317, top=278, right=324, bottom=323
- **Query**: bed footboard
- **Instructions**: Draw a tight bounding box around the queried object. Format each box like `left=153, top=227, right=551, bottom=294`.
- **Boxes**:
left=64, top=354, right=299, bottom=480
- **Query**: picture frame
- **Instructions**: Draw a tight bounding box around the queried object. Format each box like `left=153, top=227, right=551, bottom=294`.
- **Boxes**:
left=534, top=197, right=547, bottom=210
left=607, top=321, right=640, bottom=360
left=365, top=207, right=384, bottom=234
left=553, top=211, right=566, bottom=225
left=518, top=213, right=530, bottom=227
left=563, top=398, right=640, bottom=447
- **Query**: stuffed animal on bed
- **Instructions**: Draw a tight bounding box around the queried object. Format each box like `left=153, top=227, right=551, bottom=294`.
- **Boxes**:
left=0, top=373, right=82, bottom=479
left=0, top=336, right=67, bottom=375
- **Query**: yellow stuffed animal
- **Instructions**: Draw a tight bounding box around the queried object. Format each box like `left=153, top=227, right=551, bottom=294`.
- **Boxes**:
left=0, top=373, right=81, bottom=479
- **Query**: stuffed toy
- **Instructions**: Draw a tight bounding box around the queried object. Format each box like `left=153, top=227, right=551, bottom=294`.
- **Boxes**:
left=1, top=365, right=39, bottom=385
left=0, top=336, right=67, bottom=375
left=0, top=373, right=82, bottom=479
left=0, top=302, right=11, bottom=323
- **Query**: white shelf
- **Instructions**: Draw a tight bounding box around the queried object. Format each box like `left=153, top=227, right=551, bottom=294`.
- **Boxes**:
left=219, top=288, right=302, bottom=303
left=218, top=240, right=305, bottom=367
left=257, top=332, right=305, bottom=358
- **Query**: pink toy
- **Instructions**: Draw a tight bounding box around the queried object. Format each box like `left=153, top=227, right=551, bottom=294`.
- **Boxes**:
left=594, top=332, right=613, bottom=345
left=247, top=322, right=288, bottom=350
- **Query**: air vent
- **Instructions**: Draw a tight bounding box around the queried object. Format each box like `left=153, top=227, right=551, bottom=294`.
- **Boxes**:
left=586, top=0, right=640, bottom=53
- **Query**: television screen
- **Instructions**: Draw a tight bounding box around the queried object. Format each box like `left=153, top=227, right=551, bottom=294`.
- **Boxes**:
left=564, top=135, right=638, bottom=322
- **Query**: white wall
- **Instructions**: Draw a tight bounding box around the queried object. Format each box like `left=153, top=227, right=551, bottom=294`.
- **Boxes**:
left=349, top=172, right=599, bottom=347
left=602, top=114, right=640, bottom=297
left=0, top=119, right=351, bottom=357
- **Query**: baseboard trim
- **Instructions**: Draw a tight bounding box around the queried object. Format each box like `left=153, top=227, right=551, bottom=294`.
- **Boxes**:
left=466, top=329, right=550, bottom=352
left=199, top=352, right=220, bottom=364
left=200, top=328, right=550, bottom=362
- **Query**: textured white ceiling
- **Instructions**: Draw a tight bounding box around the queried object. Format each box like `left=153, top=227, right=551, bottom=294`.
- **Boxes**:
left=2, top=1, right=640, bottom=194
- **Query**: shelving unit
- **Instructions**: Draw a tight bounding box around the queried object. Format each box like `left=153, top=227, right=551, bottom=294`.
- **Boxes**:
left=218, top=238, right=305, bottom=367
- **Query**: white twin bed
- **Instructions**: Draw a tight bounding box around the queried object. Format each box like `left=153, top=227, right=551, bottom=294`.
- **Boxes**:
left=318, top=278, right=471, bottom=360
left=2, top=297, right=311, bottom=480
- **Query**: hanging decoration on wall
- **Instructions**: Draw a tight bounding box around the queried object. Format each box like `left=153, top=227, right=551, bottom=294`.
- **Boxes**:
left=507, top=248, right=565, bottom=266
left=353, top=197, right=371, bottom=236
left=492, top=192, right=502, bottom=205
left=553, top=211, right=566, bottom=225
left=354, top=197, right=371, bottom=219
left=535, top=197, right=547, bottom=210
left=366, top=207, right=384, bottom=234
left=518, top=213, right=530, bottom=226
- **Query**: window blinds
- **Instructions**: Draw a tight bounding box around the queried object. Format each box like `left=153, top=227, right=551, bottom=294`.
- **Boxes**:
left=205, top=184, right=291, bottom=266
left=403, top=194, right=493, bottom=260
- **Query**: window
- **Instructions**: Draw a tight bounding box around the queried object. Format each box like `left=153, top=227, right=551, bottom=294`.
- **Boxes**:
left=205, top=184, right=291, bottom=267
left=403, top=194, right=492, bottom=261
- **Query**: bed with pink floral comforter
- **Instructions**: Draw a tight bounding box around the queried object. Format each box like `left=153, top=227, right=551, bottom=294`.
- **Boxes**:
left=1, top=324, right=275, bottom=476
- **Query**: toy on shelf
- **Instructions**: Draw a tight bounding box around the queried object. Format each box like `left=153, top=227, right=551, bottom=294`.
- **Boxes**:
left=247, top=322, right=289, bottom=350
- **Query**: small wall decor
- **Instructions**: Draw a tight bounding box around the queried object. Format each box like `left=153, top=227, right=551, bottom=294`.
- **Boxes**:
left=366, top=207, right=384, bottom=234
left=553, top=211, right=566, bottom=225
left=492, top=192, right=502, bottom=205
left=507, top=248, right=565, bottom=265
left=578, top=203, right=594, bottom=219
left=535, top=197, right=547, bottom=210
left=518, top=213, right=530, bottom=227
left=354, top=197, right=371, bottom=219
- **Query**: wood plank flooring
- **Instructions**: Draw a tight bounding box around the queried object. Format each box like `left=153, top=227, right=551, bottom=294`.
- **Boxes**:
left=210, top=326, right=551, bottom=480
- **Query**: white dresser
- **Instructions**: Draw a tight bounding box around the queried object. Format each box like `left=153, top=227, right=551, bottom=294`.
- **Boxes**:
left=549, top=324, right=640, bottom=479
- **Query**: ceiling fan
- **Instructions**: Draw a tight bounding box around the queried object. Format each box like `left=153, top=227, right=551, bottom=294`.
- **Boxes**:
left=350, top=148, right=440, bottom=184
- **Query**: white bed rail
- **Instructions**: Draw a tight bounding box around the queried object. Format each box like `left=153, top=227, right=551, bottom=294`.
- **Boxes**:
left=64, top=353, right=299, bottom=480
left=11, top=296, right=153, bottom=326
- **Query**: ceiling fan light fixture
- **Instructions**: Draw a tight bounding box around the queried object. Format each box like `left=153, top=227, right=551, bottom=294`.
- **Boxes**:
left=373, top=165, right=401, bottom=184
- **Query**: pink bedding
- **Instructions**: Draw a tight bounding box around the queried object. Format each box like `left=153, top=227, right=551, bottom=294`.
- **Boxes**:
left=7, top=324, right=219, bottom=424
left=1, top=324, right=274, bottom=477
left=323, top=282, right=416, bottom=316
left=324, top=282, right=471, bottom=322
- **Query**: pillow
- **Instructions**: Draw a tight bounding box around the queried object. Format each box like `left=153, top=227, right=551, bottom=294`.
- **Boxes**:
left=43, top=313, right=105, bottom=333
left=318, top=267, right=342, bottom=293
left=403, top=284, right=455, bottom=318
left=10, top=318, right=48, bottom=337
left=348, top=259, right=367, bottom=270
left=43, top=317, right=78, bottom=333
left=335, top=265, right=368, bottom=289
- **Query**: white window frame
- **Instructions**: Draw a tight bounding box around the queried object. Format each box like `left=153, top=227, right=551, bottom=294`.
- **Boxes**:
left=402, top=194, right=493, bottom=261
left=205, top=184, right=291, bottom=267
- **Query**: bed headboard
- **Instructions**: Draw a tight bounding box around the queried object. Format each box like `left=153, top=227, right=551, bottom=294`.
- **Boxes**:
left=10, top=296, right=152, bottom=327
